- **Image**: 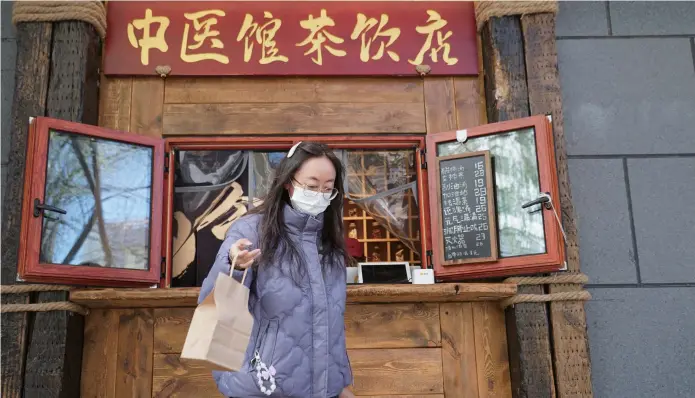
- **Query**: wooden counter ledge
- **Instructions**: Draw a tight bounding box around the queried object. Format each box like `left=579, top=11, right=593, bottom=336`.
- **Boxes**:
left=70, top=283, right=516, bottom=309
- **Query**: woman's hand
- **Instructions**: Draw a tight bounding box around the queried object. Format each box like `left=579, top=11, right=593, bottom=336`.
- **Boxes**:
left=229, top=238, right=261, bottom=269
left=339, top=388, right=355, bottom=398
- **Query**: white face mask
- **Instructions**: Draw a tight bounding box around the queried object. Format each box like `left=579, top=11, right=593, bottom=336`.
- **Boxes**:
left=290, top=185, right=333, bottom=216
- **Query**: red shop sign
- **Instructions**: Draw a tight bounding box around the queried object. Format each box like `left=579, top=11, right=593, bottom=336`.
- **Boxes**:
left=104, top=1, right=478, bottom=77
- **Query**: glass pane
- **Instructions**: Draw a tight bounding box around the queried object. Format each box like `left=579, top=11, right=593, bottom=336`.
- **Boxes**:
left=437, top=128, right=546, bottom=257
left=250, top=151, right=287, bottom=205
left=354, top=183, right=421, bottom=255
left=40, top=130, right=153, bottom=269
left=342, top=150, right=421, bottom=262
left=172, top=150, right=250, bottom=287
left=345, top=150, right=417, bottom=197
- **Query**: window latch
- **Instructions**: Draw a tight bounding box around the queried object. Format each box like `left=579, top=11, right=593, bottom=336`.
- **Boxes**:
left=521, top=192, right=552, bottom=211
left=33, top=198, right=67, bottom=218
left=522, top=193, right=568, bottom=245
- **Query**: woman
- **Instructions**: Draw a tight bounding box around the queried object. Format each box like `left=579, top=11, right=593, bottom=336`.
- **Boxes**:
left=198, top=142, right=355, bottom=398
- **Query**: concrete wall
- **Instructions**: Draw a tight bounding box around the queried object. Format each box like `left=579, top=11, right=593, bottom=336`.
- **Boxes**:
left=556, top=2, right=695, bottom=397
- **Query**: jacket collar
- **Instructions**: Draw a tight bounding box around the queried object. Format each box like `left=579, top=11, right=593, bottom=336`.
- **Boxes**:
left=282, top=203, right=324, bottom=235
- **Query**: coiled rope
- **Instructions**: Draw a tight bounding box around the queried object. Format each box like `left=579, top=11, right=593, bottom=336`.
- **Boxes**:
left=475, top=0, right=559, bottom=31
left=12, top=1, right=107, bottom=38
left=500, top=273, right=591, bottom=308
left=1, top=284, right=89, bottom=316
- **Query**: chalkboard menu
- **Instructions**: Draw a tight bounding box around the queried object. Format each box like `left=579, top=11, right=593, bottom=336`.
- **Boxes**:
left=435, top=150, right=498, bottom=265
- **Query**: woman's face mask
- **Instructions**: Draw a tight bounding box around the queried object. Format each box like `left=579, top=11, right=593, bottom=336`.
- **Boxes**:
left=289, top=184, right=334, bottom=216
left=287, top=155, right=338, bottom=216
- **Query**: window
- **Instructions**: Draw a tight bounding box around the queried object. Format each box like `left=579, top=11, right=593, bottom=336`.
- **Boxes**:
left=18, top=115, right=564, bottom=287
left=18, top=117, right=164, bottom=286
left=163, top=137, right=426, bottom=287
left=424, top=115, right=566, bottom=279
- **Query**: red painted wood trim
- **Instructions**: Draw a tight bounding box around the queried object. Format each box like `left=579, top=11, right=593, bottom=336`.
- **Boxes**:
left=425, top=115, right=566, bottom=279
left=19, top=117, right=165, bottom=287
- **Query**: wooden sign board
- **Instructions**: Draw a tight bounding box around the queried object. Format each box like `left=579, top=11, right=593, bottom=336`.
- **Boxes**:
left=434, top=150, right=498, bottom=266
left=103, top=1, right=478, bottom=76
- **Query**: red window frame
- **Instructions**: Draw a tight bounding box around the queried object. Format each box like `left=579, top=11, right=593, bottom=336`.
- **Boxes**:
left=424, top=115, right=566, bottom=280
left=18, top=117, right=165, bottom=286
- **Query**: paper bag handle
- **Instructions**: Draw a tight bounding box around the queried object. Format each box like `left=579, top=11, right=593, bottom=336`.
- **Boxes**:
left=230, top=252, right=250, bottom=286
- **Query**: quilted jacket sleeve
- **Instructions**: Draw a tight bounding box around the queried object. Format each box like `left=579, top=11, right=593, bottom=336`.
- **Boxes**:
left=198, top=217, right=257, bottom=305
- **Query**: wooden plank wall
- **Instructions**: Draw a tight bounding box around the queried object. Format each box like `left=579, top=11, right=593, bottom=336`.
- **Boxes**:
left=81, top=302, right=511, bottom=398
left=92, top=74, right=499, bottom=397
left=98, top=75, right=483, bottom=136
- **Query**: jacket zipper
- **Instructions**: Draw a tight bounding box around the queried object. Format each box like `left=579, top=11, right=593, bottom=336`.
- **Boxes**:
left=255, top=321, right=270, bottom=362
left=320, top=239, right=330, bottom=396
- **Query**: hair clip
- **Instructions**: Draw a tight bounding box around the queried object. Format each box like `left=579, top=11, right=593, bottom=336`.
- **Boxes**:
left=287, top=141, right=302, bottom=158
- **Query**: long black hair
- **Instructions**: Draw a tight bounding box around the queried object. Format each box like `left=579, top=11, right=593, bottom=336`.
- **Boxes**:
left=250, top=142, right=347, bottom=278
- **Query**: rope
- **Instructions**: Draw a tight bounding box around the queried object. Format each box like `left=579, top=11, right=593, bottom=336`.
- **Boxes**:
left=475, top=0, right=558, bottom=31
left=0, top=284, right=74, bottom=294
left=12, top=1, right=107, bottom=38
left=501, top=290, right=591, bottom=308
left=501, top=273, right=590, bottom=308
left=503, top=273, right=589, bottom=285
left=1, top=284, right=87, bottom=315
left=1, top=302, right=89, bottom=316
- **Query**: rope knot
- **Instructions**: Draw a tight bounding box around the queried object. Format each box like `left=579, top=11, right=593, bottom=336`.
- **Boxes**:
left=12, top=1, right=107, bottom=38
left=500, top=273, right=591, bottom=308
left=475, top=0, right=559, bottom=31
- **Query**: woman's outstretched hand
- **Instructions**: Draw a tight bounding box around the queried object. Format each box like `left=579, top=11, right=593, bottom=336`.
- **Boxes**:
left=229, top=238, right=261, bottom=269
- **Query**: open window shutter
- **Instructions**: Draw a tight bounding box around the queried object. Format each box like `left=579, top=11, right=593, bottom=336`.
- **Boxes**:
left=424, top=115, right=566, bottom=280
left=19, top=117, right=166, bottom=287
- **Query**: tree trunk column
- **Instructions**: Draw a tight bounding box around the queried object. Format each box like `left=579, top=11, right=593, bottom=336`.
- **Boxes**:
left=1, top=3, right=101, bottom=396
left=476, top=1, right=593, bottom=397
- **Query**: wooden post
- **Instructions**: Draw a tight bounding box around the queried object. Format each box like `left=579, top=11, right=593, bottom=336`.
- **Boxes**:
left=0, top=13, right=101, bottom=397
left=22, top=20, right=100, bottom=398
left=521, top=13, right=593, bottom=397
left=0, top=22, right=53, bottom=398
left=480, top=16, right=557, bottom=398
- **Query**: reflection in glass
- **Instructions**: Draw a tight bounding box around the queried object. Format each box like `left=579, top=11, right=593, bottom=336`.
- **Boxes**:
left=172, top=150, right=250, bottom=286
left=341, top=150, right=421, bottom=256
left=250, top=151, right=287, bottom=205
left=40, top=130, right=153, bottom=269
left=437, top=128, right=546, bottom=257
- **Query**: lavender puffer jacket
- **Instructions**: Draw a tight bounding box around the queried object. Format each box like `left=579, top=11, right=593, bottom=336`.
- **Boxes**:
left=198, top=204, right=352, bottom=398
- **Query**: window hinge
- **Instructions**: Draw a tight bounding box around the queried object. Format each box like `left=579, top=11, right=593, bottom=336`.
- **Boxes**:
left=426, top=250, right=433, bottom=269
left=420, top=148, right=427, bottom=170
left=164, top=152, right=170, bottom=174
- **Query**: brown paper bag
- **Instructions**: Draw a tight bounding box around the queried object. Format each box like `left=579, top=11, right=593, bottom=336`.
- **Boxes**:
left=180, top=257, right=253, bottom=371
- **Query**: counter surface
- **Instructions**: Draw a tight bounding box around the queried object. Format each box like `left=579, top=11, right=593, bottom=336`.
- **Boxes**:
left=70, top=283, right=516, bottom=308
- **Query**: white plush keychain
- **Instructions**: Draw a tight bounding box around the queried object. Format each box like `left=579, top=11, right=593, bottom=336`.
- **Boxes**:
left=252, top=350, right=276, bottom=395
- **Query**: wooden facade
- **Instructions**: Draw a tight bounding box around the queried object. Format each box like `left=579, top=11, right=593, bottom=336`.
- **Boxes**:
left=82, top=72, right=507, bottom=398
left=1, top=2, right=593, bottom=398
left=98, top=75, right=485, bottom=137
left=75, top=285, right=516, bottom=398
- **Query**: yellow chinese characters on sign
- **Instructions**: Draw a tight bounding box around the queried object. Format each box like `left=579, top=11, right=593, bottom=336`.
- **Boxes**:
left=127, top=9, right=170, bottom=66
left=297, top=9, right=347, bottom=66
left=181, top=10, right=229, bottom=64
left=350, top=13, right=401, bottom=62
left=236, top=11, right=289, bottom=64
left=409, top=10, right=459, bottom=66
